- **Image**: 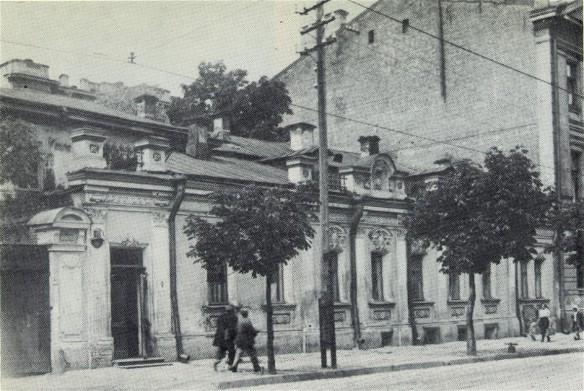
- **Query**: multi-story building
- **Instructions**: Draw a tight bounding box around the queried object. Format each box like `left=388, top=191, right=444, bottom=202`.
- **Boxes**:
left=0, top=56, right=544, bottom=376
left=277, top=0, right=583, bottom=330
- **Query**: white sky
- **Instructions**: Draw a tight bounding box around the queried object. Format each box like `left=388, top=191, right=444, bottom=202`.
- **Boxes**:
left=0, top=0, right=373, bottom=96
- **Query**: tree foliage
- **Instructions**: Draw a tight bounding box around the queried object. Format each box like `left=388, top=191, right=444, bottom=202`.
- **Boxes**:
left=167, top=61, right=292, bottom=141
left=406, top=147, right=550, bottom=354
left=184, top=184, right=315, bottom=373
left=545, top=198, right=584, bottom=268
left=0, top=115, right=43, bottom=188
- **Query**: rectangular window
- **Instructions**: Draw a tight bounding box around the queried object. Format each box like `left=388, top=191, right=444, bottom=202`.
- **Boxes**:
left=534, top=259, right=543, bottom=298
left=520, top=261, right=529, bottom=299
left=207, top=262, right=228, bottom=304
left=371, top=252, right=384, bottom=301
left=567, top=61, right=580, bottom=113
left=410, top=255, right=424, bottom=301
left=368, top=30, right=375, bottom=44
left=577, top=264, right=584, bottom=289
left=482, top=265, right=492, bottom=299
left=449, top=272, right=460, bottom=301
left=572, top=150, right=582, bottom=201
left=271, top=264, right=285, bottom=303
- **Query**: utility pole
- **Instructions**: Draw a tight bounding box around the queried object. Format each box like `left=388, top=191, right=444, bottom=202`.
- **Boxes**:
left=298, top=0, right=337, bottom=369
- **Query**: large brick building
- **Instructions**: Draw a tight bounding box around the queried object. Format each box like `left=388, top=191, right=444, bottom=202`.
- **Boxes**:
left=277, top=0, right=583, bottom=327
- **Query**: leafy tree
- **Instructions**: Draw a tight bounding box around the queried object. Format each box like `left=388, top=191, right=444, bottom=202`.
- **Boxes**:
left=0, top=115, right=43, bottom=188
left=184, top=184, right=315, bottom=373
left=167, top=61, right=292, bottom=141
left=405, top=147, right=550, bottom=355
left=545, top=198, right=584, bottom=274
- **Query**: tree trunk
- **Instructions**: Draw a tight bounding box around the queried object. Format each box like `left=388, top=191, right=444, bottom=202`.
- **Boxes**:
left=466, top=273, right=477, bottom=356
left=265, top=271, right=276, bottom=374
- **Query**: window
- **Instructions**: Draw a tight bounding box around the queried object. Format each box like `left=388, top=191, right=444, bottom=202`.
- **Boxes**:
left=271, top=264, right=285, bottom=303
left=449, top=272, right=460, bottom=301
left=410, top=255, right=424, bottom=301
left=482, top=265, right=492, bottom=299
left=371, top=252, right=384, bottom=300
left=572, top=150, right=582, bottom=201
left=368, top=30, right=375, bottom=44
left=520, top=261, right=529, bottom=299
left=578, top=264, right=584, bottom=289
left=567, top=61, right=580, bottom=113
left=207, top=262, right=228, bottom=304
left=534, top=259, right=543, bottom=298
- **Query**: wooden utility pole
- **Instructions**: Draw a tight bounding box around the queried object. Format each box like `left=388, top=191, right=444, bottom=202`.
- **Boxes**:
left=298, top=0, right=337, bottom=369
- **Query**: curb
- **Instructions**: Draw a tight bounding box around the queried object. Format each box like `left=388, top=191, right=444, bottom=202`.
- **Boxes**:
left=216, top=347, right=584, bottom=389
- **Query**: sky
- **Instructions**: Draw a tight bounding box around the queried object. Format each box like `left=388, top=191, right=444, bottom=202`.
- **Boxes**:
left=0, top=0, right=373, bottom=96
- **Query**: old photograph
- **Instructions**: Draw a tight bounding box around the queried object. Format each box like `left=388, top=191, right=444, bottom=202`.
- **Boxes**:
left=0, top=0, right=583, bottom=390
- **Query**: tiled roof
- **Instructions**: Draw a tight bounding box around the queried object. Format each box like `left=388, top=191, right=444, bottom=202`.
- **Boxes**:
left=0, top=87, right=186, bottom=130
left=212, top=135, right=291, bottom=159
left=166, top=152, right=289, bottom=184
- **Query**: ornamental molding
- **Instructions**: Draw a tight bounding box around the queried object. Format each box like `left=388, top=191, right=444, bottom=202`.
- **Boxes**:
left=87, top=191, right=170, bottom=208
left=328, top=225, right=348, bottom=251
left=368, top=228, right=393, bottom=252
left=84, top=208, right=107, bottom=224
left=152, top=212, right=169, bottom=227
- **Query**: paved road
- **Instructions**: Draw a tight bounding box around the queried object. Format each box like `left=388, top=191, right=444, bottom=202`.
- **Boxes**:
left=234, top=352, right=584, bottom=390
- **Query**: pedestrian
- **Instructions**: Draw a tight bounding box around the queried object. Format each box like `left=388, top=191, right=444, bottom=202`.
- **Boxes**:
left=527, top=315, right=539, bottom=341
left=572, top=305, right=584, bottom=340
left=537, top=303, right=552, bottom=342
left=212, top=302, right=239, bottom=371
left=229, top=308, right=262, bottom=373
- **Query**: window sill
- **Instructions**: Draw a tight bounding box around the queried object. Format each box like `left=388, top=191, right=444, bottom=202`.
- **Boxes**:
left=447, top=300, right=468, bottom=306
left=412, top=300, right=435, bottom=307
left=481, top=298, right=501, bottom=304
left=261, top=303, right=297, bottom=311
left=334, top=302, right=352, bottom=309
left=518, top=298, right=549, bottom=304
left=202, top=304, right=230, bottom=312
left=368, top=301, right=396, bottom=308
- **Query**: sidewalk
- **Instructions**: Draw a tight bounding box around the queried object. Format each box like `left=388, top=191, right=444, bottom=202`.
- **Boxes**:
left=3, top=334, right=583, bottom=391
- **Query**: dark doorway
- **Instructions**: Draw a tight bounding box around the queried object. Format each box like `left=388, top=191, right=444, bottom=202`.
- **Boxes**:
left=1, top=245, right=51, bottom=377
left=110, top=248, right=148, bottom=359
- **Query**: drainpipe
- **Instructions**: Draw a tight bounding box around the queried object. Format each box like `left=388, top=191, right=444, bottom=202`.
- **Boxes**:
left=550, top=35, right=566, bottom=333
left=349, top=198, right=364, bottom=348
left=514, top=262, right=524, bottom=336
left=169, top=175, right=187, bottom=359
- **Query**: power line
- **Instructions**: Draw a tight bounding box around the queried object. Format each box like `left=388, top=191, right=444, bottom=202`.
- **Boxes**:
left=347, top=0, right=584, bottom=100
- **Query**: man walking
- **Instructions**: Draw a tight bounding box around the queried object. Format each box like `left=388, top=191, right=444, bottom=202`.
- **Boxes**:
left=212, top=303, right=239, bottom=371
left=572, top=305, right=584, bottom=340
left=537, top=303, right=551, bottom=342
left=229, top=308, right=262, bottom=373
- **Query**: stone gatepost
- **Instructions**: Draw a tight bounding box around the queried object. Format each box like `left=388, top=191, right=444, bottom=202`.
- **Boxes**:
left=28, top=207, right=91, bottom=372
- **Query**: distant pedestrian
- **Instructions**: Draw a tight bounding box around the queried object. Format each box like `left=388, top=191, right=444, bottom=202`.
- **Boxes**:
left=572, top=305, right=584, bottom=340
left=212, top=302, right=239, bottom=371
left=527, top=316, right=539, bottom=341
left=229, top=308, right=262, bottom=373
left=537, top=303, right=552, bottom=342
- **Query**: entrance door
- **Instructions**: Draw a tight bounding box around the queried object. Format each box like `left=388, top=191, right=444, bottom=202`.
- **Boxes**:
left=110, top=248, right=147, bottom=359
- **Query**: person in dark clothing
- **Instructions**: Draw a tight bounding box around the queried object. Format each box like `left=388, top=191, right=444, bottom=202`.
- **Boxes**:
left=537, top=303, right=551, bottom=342
left=572, top=305, right=584, bottom=340
left=229, top=308, right=262, bottom=373
left=212, top=303, right=239, bottom=371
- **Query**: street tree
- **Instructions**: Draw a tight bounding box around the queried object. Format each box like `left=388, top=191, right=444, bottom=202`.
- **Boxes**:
left=0, top=115, right=43, bottom=188
left=184, top=184, right=315, bottom=373
left=405, top=147, right=550, bottom=355
left=167, top=61, right=292, bottom=141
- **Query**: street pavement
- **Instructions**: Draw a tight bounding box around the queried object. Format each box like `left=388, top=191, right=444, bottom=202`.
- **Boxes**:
left=233, top=352, right=584, bottom=390
left=2, top=334, right=583, bottom=390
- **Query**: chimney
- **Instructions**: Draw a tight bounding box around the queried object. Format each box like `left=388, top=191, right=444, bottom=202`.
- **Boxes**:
left=134, top=94, right=159, bottom=120
left=358, top=136, right=380, bottom=157
left=59, top=74, right=69, bottom=88
left=212, top=114, right=231, bottom=140
left=328, top=9, right=349, bottom=37
left=0, top=59, right=55, bottom=92
left=70, top=128, right=107, bottom=171
left=288, top=123, right=317, bottom=151
left=186, top=122, right=210, bottom=159
left=286, top=156, right=317, bottom=184
left=135, top=136, right=170, bottom=172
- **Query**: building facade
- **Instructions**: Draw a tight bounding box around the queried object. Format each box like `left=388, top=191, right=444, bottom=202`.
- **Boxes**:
left=277, top=0, right=583, bottom=328
left=0, top=56, right=551, bottom=376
